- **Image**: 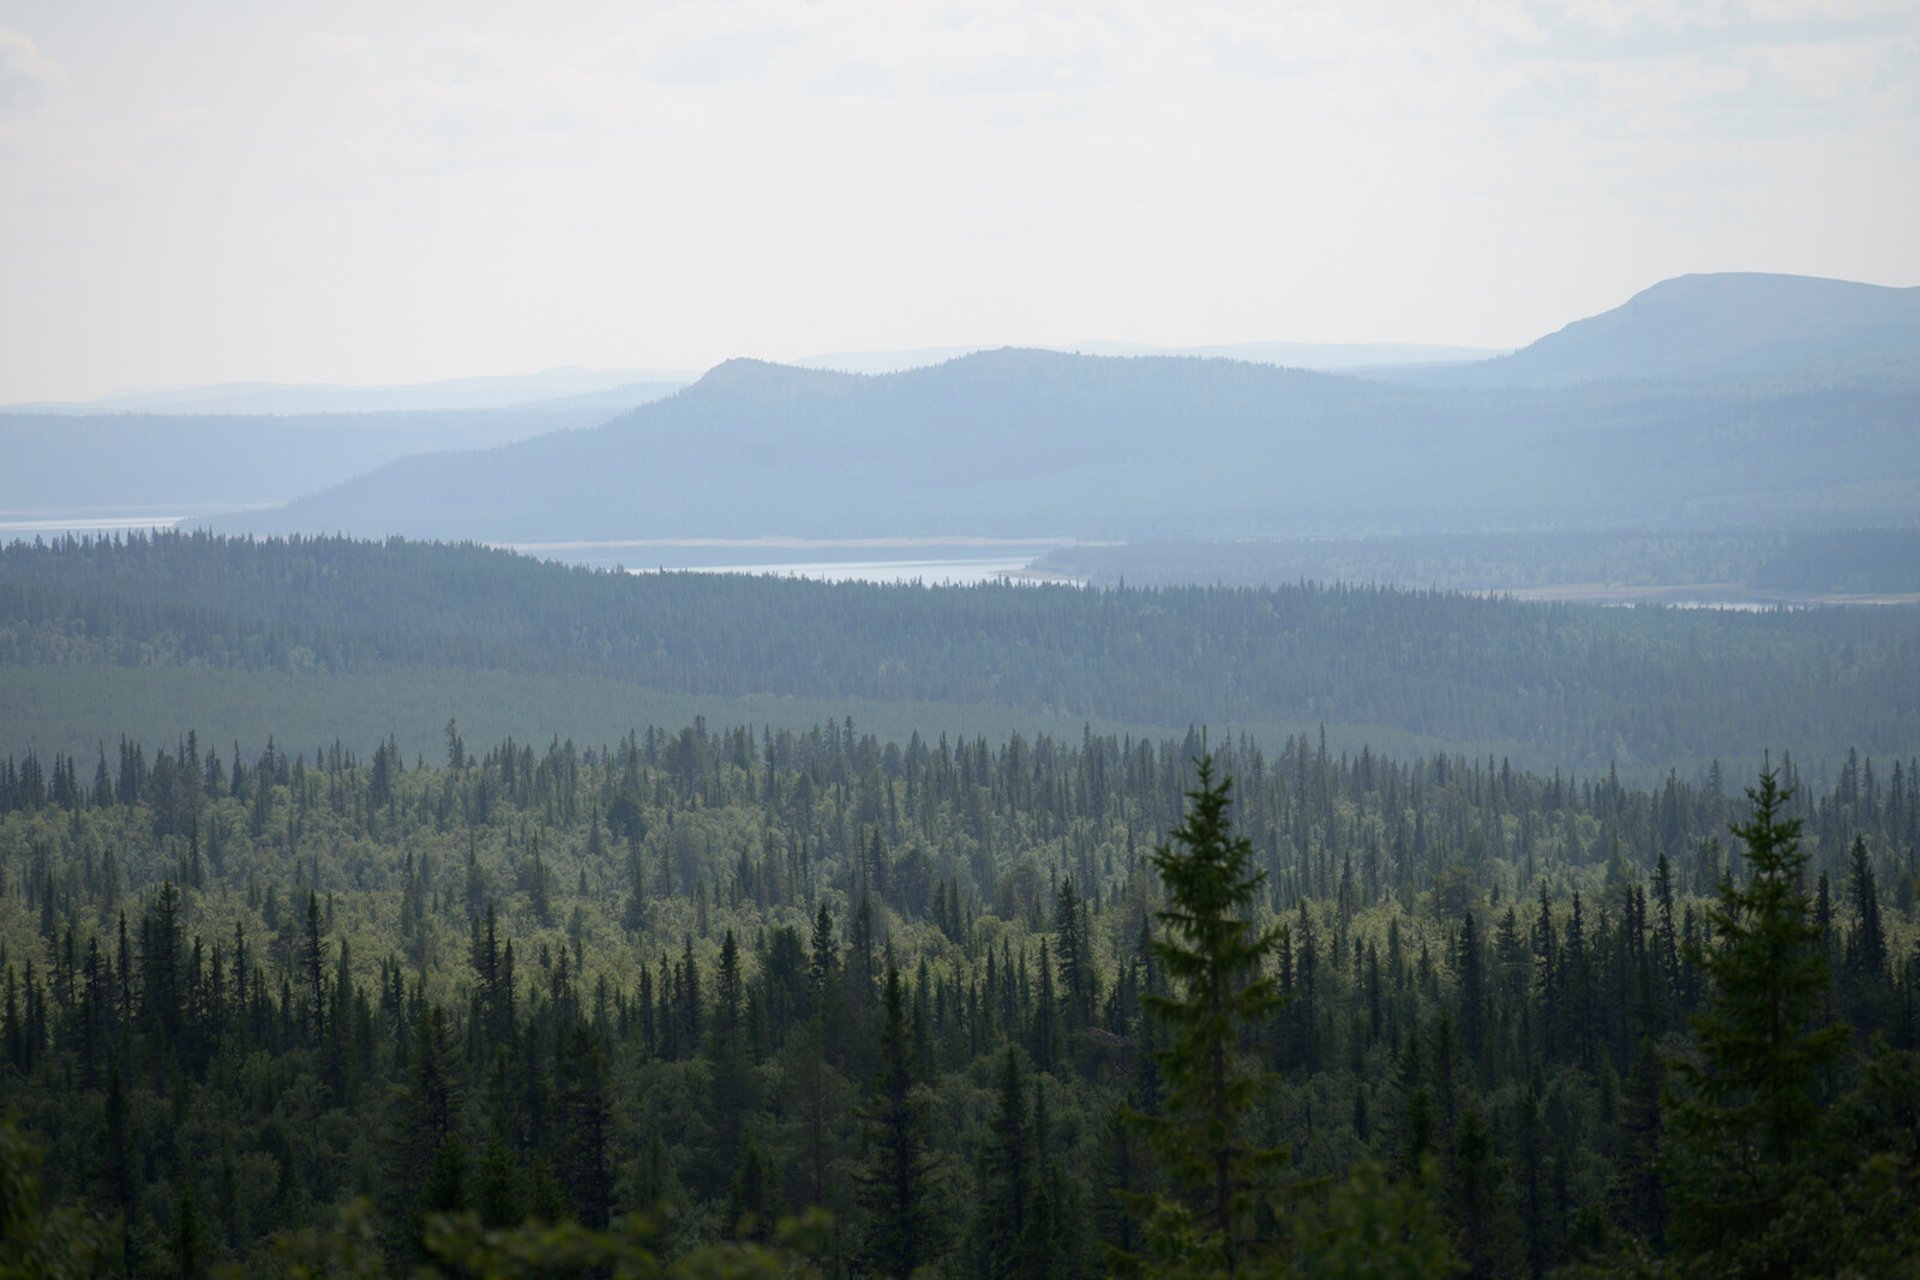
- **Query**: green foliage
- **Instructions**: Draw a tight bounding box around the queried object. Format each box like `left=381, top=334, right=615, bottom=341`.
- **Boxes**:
left=0, top=719, right=1914, bottom=1278
left=0, top=1115, right=112, bottom=1280
left=1122, top=756, right=1286, bottom=1276
left=857, top=962, right=938, bottom=1278
left=265, top=1197, right=830, bottom=1279
left=1282, top=1161, right=1461, bottom=1280
left=6, top=531, right=1920, bottom=771
left=1663, top=769, right=1852, bottom=1274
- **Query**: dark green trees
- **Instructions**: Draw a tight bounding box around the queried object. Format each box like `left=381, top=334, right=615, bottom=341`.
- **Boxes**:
left=554, top=1025, right=612, bottom=1228
left=1663, top=768, right=1850, bottom=1275
left=1841, top=835, right=1891, bottom=1033
left=981, top=1047, right=1041, bottom=1279
left=0, top=1116, right=110, bottom=1279
left=861, top=961, right=936, bottom=1277
left=1122, top=755, right=1284, bottom=1277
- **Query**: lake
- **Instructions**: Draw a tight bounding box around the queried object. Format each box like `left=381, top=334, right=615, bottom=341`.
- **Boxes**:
left=3, top=519, right=1086, bottom=585
left=503, top=537, right=1088, bottom=585
left=0, top=506, right=274, bottom=538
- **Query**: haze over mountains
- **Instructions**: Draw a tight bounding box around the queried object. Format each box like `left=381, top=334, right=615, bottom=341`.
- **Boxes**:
left=3, top=366, right=694, bottom=416
left=1391, top=273, right=1920, bottom=390
left=11, top=271, right=1916, bottom=545
left=0, top=405, right=674, bottom=521
left=797, top=339, right=1500, bottom=375
left=200, top=272, right=1920, bottom=545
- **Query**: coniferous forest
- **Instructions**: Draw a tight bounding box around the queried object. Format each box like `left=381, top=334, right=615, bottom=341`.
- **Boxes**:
left=7, top=4, right=1920, bottom=1275
left=5, top=532, right=1919, bottom=773
left=2, top=698, right=1918, bottom=1275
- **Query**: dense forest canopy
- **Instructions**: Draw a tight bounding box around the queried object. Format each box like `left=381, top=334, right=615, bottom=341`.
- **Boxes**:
left=3, top=0, right=1915, bottom=1270
left=4, top=533, right=1919, bottom=776
left=1, top=716, right=1915, bottom=1275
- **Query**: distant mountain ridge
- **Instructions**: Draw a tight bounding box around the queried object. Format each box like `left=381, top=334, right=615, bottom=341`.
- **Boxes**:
left=797, top=339, right=1499, bottom=375
left=5, top=367, right=693, bottom=416
left=0, top=401, right=676, bottom=517
left=206, top=343, right=1920, bottom=543
left=1389, top=273, right=1920, bottom=389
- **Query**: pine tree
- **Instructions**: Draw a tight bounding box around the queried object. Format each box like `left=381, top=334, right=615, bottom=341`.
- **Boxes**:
left=1032, top=940, right=1058, bottom=1073
left=860, top=961, right=936, bottom=1277
left=554, top=1025, right=611, bottom=1228
left=1457, top=911, right=1486, bottom=1074
left=1054, top=876, right=1093, bottom=1033
left=1663, top=767, right=1850, bottom=1275
left=725, top=1139, right=772, bottom=1242
left=1119, top=755, right=1284, bottom=1277
left=710, top=928, right=751, bottom=1178
left=397, top=1006, right=462, bottom=1258
left=982, top=1047, right=1041, bottom=1279
left=301, top=890, right=327, bottom=1047
left=1614, top=1038, right=1667, bottom=1249
left=1841, top=835, right=1892, bottom=1037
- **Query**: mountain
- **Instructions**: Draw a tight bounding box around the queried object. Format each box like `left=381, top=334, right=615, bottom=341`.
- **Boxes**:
left=1059, top=339, right=1500, bottom=368
left=796, top=339, right=1497, bottom=374
left=204, top=346, right=1920, bottom=543
left=4, top=367, right=692, bottom=416
left=1, top=398, right=673, bottom=523
left=1391, top=273, right=1920, bottom=390
left=796, top=346, right=989, bottom=374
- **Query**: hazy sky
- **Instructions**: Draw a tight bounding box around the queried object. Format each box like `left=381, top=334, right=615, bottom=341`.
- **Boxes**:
left=1, top=0, right=1915, bottom=401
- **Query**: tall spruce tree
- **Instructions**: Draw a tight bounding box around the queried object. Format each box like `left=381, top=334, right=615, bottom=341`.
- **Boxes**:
left=1841, top=835, right=1889, bottom=1033
left=861, top=961, right=936, bottom=1277
left=1663, top=768, right=1850, bottom=1276
left=1119, top=755, right=1284, bottom=1278
left=982, top=1046, right=1043, bottom=1280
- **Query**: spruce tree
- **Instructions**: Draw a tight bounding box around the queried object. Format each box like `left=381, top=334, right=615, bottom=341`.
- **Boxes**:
left=983, top=1047, right=1040, bottom=1279
left=1663, top=768, right=1849, bottom=1275
left=1119, top=755, right=1284, bottom=1277
left=861, top=961, right=936, bottom=1277
left=1839, top=835, right=1892, bottom=1037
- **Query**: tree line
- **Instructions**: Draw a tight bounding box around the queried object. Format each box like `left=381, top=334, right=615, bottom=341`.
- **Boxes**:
left=1032, top=528, right=1920, bottom=596
left=4, top=531, right=1920, bottom=770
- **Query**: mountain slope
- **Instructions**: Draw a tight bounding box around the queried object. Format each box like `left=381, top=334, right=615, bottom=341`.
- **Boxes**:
left=797, top=339, right=1499, bottom=374
left=1402, top=273, right=1920, bottom=389
left=207, top=344, right=1920, bottom=542
left=0, top=400, right=683, bottom=519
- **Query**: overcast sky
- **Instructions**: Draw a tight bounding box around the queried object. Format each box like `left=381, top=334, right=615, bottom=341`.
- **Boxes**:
left=0, top=0, right=1914, bottom=401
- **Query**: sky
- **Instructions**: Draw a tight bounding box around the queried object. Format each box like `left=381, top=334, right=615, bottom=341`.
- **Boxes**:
left=0, top=0, right=1915, bottom=402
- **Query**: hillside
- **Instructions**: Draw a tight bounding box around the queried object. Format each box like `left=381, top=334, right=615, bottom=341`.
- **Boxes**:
left=0, top=394, right=677, bottom=517
left=204, top=347, right=1920, bottom=542
left=1400, top=272, right=1920, bottom=390
left=797, top=339, right=1499, bottom=373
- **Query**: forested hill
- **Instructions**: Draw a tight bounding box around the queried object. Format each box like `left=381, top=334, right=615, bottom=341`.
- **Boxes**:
left=5, top=533, right=1919, bottom=773
left=203, top=346, right=1920, bottom=542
